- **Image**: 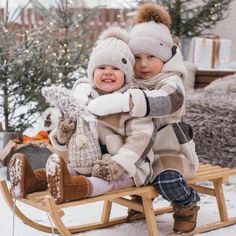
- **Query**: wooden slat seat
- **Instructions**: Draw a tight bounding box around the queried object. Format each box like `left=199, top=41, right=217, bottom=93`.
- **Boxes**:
left=1, top=163, right=236, bottom=236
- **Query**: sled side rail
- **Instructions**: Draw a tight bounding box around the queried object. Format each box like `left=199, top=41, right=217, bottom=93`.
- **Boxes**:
left=1, top=163, right=236, bottom=236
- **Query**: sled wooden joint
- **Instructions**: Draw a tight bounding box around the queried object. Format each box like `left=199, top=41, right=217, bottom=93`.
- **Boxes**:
left=1, top=163, right=236, bottom=236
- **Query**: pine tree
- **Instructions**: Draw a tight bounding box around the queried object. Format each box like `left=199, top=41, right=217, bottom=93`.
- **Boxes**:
left=0, top=0, right=95, bottom=132
left=154, top=0, right=233, bottom=37
left=0, top=0, right=39, bottom=132
left=138, top=0, right=233, bottom=37
left=32, top=0, right=96, bottom=88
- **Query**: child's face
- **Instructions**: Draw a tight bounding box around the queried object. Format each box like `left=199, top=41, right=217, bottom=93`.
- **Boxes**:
left=93, top=65, right=125, bottom=93
left=134, top=53, right=164, bottom=80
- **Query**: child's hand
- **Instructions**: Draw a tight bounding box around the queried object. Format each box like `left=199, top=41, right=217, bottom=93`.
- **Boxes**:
left=92, top=159, right=125, bottom=181
left=88, top=92, right=130, bottom=116
left=56, top=118, right=76, bottom=145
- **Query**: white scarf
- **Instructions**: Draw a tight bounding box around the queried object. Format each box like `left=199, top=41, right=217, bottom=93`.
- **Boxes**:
left=133, top=72, right=178, bottom=90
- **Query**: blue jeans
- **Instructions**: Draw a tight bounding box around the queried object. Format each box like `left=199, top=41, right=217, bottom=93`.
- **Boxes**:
left=152, top=170, right=200, bottom=206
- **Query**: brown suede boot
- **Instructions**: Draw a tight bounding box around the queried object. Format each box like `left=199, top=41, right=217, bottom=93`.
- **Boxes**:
left=173, top=204, right=200, bottom=234
left=8, top=153, right=47, bottom=199
left=126, top=195, right=145, bottom=222
left=46, top=154, right=90, bottom=204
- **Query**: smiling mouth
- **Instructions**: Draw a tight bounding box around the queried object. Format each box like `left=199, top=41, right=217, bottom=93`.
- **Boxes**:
left=102, top=78, right=115, bottom=83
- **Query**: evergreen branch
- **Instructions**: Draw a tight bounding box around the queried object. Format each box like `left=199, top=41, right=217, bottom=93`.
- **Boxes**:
left=10, top=0, right=33, bottom=23
left=155, top=0, right=233, bottom=37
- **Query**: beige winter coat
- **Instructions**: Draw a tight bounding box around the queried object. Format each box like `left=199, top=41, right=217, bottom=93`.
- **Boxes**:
left=128, top=48, right=199, bottom=181
left=73, top=79, right=158, bottom=187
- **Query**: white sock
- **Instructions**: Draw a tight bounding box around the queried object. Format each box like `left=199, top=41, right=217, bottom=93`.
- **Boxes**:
left=88, top=176, right=134, bottom=197
left=88, top=177, right=113, bottom=196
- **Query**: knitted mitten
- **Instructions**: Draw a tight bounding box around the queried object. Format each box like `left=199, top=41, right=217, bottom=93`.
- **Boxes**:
left=92, top=159, right=125, bottom=181
left=56, top=118, right=76, bottom=144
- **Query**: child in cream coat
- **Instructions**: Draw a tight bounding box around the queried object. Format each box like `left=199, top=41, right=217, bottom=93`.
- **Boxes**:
left=86, top=3, right=200, bottom=234
left=8, top=27, right=156, bottom=206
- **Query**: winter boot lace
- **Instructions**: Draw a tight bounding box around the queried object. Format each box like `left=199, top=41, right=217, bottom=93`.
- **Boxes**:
left=173, top=203, right=200, bottom=234
left=46, top=154, right=90, bottom=204
left=8, top=153, right=47, bottom=199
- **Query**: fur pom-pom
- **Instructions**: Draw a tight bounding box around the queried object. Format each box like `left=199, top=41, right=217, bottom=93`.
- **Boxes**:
left=136, top=3, right=171, bottom=28
left=97, top=27, right=129, bottom=44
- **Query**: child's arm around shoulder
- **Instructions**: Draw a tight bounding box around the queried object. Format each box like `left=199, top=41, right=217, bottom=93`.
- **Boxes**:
left=129, top=75, right=185, bottom=117
left=88, top=75, right=185, bottom=118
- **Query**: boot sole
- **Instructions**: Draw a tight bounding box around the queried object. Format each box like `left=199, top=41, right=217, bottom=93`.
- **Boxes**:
left=173, top=220, right=198, bottom=234
left=126, top=211, right=145, bottom=222
left=8, top=154, right=26, bottom=199
left=172, top=228, right=197, bottom=235
left=46, top=154, right=64, bottom=204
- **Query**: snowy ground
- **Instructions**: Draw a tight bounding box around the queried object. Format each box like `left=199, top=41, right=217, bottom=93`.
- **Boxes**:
left=0, top=166, right=236, bottom=236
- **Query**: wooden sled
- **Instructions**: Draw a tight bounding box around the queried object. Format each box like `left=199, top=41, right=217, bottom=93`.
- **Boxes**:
left=1, top=163, right=236, bottom=236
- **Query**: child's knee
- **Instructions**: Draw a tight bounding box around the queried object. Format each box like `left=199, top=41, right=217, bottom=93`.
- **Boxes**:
left=152, top=170, right=188, bottom=200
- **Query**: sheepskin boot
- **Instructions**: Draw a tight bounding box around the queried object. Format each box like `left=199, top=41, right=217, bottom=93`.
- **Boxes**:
left=46, top=154, right=90, bottom=204
left=173, top=203, right=200, bottom=234
left=126, top=195, right=144, bottom=222
left=8, top=153, right=47, bottom=199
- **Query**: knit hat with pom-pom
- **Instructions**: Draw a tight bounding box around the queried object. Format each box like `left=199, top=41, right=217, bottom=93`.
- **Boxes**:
left=87, top=27, right=135, bottom=87
left=129, top=3, right=173, bottom=62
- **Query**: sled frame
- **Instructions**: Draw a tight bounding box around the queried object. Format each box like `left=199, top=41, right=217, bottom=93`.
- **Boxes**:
left=1, top=163, right=236, bottom=236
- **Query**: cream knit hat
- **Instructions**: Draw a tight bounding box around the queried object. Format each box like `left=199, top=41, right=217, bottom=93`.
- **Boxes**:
left=129, top=3, right=174, bottom=62
left=87, top=27, right=135, bottom=87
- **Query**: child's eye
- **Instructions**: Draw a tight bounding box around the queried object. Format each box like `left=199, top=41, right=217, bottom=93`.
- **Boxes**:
left=148, top=55, right=155, bottom=59
left=135, top=56, right=141, bottom=60
left=113, top=67, right=120, bottom=70
left=97, top=66, right=105, bottom=70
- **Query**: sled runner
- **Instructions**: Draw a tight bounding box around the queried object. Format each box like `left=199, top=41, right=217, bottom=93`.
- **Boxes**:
left=1, top=163, right=236, bottom=236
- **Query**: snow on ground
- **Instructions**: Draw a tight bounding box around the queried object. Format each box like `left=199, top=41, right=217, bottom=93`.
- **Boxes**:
left=0, top=167, right=236, bottom=236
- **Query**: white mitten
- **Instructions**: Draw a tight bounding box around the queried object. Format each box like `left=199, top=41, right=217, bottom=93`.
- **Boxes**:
left=88, top=92, right=130, bottom=116
left=72, top=83, right=91, bottom=105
